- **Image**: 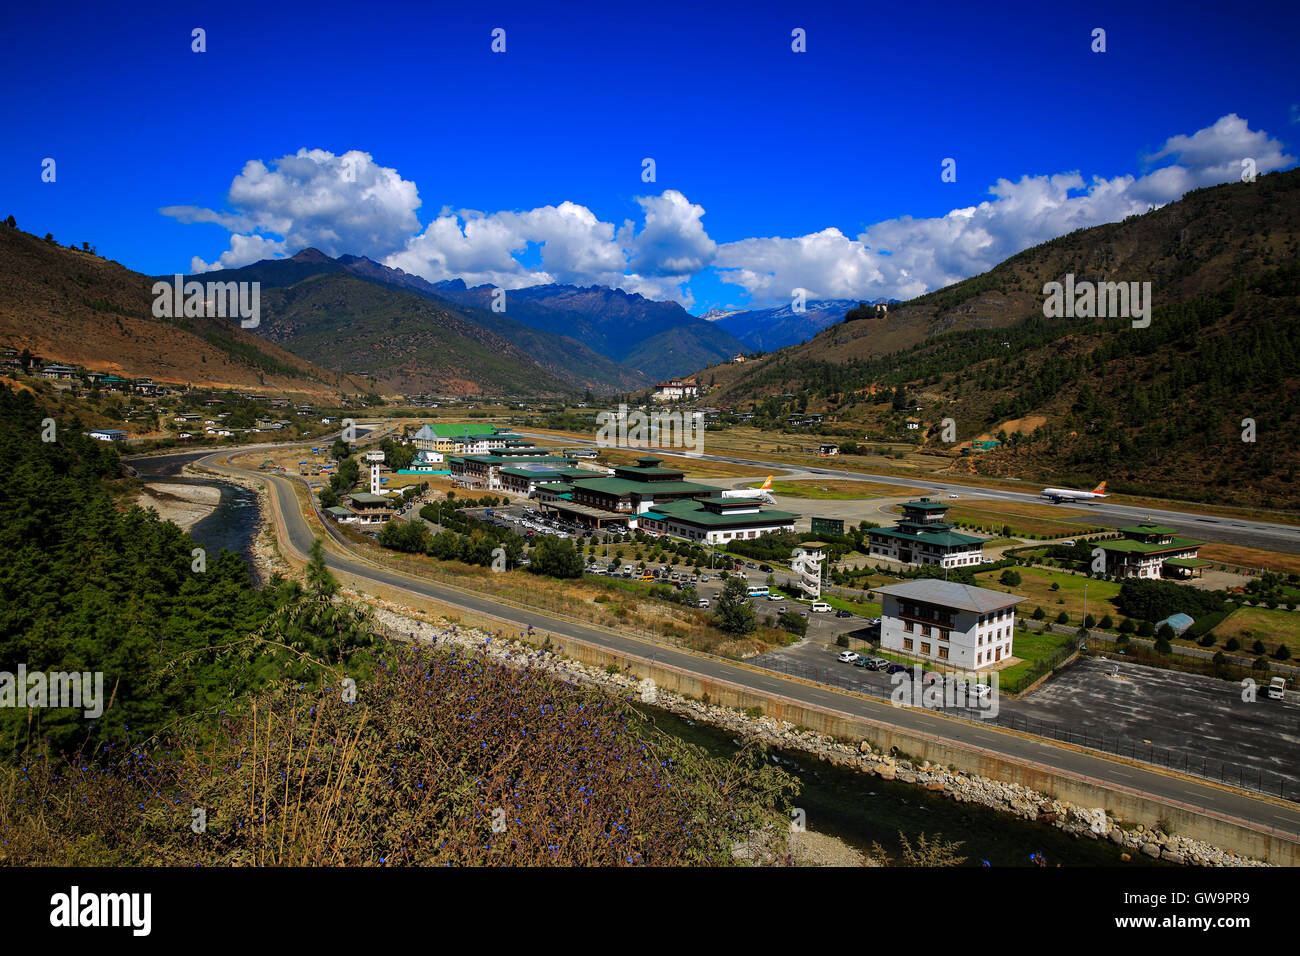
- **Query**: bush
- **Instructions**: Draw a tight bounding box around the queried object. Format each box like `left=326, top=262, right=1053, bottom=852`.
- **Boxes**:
left=1032, top=606, right=1045, bottom=620
left=836, top=634, right=850, bottom=648
left=1198, top=632, right=1216, bottom=647
left=999, top=569, right=1022, bottom=587
left=1119, top=618, right=1135, bottom=634
left=1154, top=637, right=1172, bottom=655
left=1225, top=637, right=1241, bottom=651
left=1099, top=614, right=1113, bottom=629
left=1274, top=645, right=1292, bottom=661
left=1252, top=639, right=1266, bottom=655
left=1055, top=611, right=1069, bottom=625
left=1137, top=621, right=1155, bottom=638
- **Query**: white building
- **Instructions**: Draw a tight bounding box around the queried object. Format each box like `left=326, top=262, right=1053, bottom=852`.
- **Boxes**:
left=651, top=379, right=700, bottom=402
left=872, top=579, right=1025, bottom=670
left=365, top=449, right=385, bottom=495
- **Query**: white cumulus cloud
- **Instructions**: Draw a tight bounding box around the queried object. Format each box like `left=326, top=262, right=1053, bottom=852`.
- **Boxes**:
left=714, top=113, right=1294, bottom=303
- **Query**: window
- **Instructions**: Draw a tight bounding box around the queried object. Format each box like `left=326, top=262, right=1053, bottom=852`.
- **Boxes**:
left=903, top=638, right=913, bottom=651
left=920, top=643, right=931, bottom=656
left=938, top=647, right=949, bottom=659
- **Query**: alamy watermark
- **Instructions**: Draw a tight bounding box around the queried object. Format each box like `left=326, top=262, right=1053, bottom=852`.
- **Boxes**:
left=595, top=403, right=704, bottom=457
left=152, top=274, right=261, bottom=329
left=890, top=665, right=999, bottom=718
left=0, top=665, right=105, bottom=718
left=1042, top=273, right=1151, bottom=328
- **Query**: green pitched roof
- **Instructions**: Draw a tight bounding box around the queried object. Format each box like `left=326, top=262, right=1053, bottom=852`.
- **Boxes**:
left=1119, top=522, right=1180, bottom=536
left=648, top=498, right=797, bottom=527
left=1100, top=537, right=1200, bottom=554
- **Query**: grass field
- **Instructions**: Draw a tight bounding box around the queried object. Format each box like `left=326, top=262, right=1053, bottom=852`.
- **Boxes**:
left=973, top=566, right=1121, bottom=623
left=1195, top=543, right=1300, bottom=576
left=939, top=501, right=1106, bottom=538
left=764, top=479, right=917, bottom=499
left=1214, top=606, right=1300, bottom=655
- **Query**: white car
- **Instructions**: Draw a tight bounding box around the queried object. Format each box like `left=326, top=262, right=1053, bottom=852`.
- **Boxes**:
left=837, top=651, right=860, bottom=663
left=697, top=599, right=710, bottom=608
left=949, top=493, right=960, bottom=499
left=766, top=593, right=782, bottom=602
left=811, top=601, right=833, bottom=613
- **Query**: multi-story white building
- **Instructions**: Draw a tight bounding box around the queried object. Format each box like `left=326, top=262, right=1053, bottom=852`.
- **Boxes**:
left=868, top=498, right=985, bottom=568
left=872, top=579, right=1025, bottom=670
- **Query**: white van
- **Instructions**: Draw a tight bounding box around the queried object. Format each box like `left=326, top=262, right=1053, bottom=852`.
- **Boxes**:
left=810, top=601, right=833, bottom=613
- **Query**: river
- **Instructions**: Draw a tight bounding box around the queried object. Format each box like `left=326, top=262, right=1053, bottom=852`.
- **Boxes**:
left=130, top=451, right=263, bottom=578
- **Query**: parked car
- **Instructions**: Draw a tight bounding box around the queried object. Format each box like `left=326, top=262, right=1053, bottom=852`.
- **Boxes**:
left=746, top=562, right=757, bottom=569
left=777, top=606, right=787, bottom=614
left=810, top=601, right=833, bottom=613
left=766, top=593, right=782, bottom=602
left=863, top=658, right=891, bottom=671
left=852, top=656, right=874, bottom=668
left=697, top=598, right=710, bottom=609
left=759, top=564, right=774, bottom=573
left=836, top=651, right=860, bottom=663
left=835, top=609, right=852, bottom=618
left=886, top=663, right=908, bottom=675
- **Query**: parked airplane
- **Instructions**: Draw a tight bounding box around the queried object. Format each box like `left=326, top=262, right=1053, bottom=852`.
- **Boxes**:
left=1041, top=481, right=1108, bottom=503
left=722, top=476, right=776, bottom=504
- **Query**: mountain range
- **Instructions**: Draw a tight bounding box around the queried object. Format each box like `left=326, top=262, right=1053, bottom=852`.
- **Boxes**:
left=702, top=298, right=894, bottom=352
left=199, top=252, right=752, bottom=393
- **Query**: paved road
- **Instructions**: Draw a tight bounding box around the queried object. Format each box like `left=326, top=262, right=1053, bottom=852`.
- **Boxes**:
left=195, top=446, right=1300, bottom=848
left=517, top=431, right=1300, bottom=555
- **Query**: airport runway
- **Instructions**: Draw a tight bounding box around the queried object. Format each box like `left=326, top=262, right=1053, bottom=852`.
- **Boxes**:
left=519, top=432, right=1300, bottom=555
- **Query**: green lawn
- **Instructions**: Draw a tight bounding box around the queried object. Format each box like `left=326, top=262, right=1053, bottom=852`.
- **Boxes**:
left=1213, top=606, right=1300, bottom=656
left=975, top=566, right=1121, bottom=625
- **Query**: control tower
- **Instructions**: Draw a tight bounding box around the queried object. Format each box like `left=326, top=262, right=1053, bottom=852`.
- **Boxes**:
left=364, top=449, right=385, bottom=495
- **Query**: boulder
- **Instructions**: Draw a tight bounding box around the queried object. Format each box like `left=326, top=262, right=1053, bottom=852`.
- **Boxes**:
left=1141, top=843, right=1161, bottom=858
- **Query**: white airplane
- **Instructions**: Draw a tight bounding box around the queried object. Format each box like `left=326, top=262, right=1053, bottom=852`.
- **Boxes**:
left=722, top=476, right=776, bottom=504
left=1041, top=481, right=1109, bottom=503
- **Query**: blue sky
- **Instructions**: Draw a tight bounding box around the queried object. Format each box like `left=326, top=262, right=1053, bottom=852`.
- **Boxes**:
left=3, top=0, right=1297, bottom=313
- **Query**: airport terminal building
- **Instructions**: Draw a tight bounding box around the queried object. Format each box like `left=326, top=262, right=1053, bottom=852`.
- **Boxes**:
left=868, top=498, right=985, bottom=568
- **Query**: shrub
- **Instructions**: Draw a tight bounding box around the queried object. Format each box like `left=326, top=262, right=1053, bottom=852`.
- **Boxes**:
left=1225, top=637, right=1241, bottom=651
left=1055, top=611, right=1069, bottom=625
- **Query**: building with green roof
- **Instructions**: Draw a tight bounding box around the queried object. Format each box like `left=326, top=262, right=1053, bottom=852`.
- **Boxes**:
left=1098, top=521, right=1207, bottom=579
left=867, top=498, right=986, bottom=569
left=535, top=456, right=797, bottom=541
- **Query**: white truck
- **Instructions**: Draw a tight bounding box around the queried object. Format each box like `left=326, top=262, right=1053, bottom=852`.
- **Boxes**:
left=1268, top=676, right=1287, bottom=701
